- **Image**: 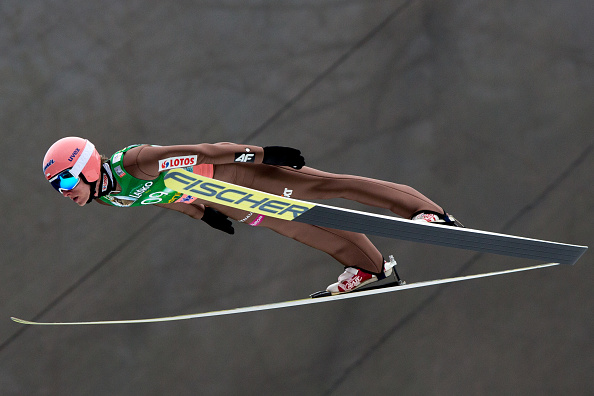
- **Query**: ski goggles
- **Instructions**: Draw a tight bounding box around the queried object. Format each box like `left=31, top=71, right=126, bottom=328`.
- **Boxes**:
left=47, top=140, right=96, bottom=193
left=49, top=169, right=81, bottom=192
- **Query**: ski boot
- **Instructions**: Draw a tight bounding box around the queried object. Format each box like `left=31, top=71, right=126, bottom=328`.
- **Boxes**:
left=411, top=211, right=464, bottom=227
left=324, top=256, right=399, bottom=295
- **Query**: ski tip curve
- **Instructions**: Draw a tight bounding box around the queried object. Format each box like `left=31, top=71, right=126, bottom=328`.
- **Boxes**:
left=11, top=317, right=34, bottom=325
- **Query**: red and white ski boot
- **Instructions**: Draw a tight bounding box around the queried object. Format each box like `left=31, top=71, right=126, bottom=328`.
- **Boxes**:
left=411, top=211, right=464, bottom=227
left=325, top=256, right=398, bottom=295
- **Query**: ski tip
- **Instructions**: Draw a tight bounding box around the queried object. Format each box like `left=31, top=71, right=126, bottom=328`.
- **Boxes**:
left=11, top=317, right=33, bottom=325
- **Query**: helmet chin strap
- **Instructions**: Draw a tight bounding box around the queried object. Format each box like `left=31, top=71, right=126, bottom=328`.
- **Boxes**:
left=85, top=163, right=116, bottom=204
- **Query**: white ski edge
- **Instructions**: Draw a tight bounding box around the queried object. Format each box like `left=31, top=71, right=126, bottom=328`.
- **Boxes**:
left=11, top=262, right=560, bottom=326
left=315, top=203, right=586, bottom=249
left=298, top=203, right=588, bottom=265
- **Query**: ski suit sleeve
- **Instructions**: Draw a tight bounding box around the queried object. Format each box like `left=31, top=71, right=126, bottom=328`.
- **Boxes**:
left=123, top=143, right=266, bottom=179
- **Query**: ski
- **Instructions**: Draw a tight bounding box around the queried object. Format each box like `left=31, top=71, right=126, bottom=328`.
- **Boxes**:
left=164, top=169, right=587, bottom=265
left=11, top=262, right=560, bottom=326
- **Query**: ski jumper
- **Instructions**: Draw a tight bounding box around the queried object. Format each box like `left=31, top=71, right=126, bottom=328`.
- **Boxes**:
left=98, top=143, right=444, bottom=274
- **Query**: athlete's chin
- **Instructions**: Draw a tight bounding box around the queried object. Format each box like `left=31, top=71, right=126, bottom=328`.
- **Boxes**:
left=72, top=196, right=88, bottom=206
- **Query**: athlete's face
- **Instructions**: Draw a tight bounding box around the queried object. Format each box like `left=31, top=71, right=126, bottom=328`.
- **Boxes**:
left=61, top=180, right=92, bottom=206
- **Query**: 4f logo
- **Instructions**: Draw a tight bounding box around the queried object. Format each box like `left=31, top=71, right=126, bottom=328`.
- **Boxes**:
left=283, top=188, right=293, bottom=198
left=234, top=153, right=255, bottom=163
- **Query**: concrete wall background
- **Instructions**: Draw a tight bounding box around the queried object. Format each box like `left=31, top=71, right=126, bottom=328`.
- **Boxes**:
left=1, top=1, right=592, bottom=395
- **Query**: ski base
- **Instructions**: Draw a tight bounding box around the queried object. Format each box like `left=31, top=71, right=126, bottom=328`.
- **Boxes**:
left=11, top=263, right=561, bottom=326
left=310, top=279, right=405, bottom=298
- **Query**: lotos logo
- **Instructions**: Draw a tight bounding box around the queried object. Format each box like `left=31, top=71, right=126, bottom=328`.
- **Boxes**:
left=68, top=148, right=80, bottom=162
left=158, top=155, right=198, bottom=172
left=43, top=159, right=55, bottom=172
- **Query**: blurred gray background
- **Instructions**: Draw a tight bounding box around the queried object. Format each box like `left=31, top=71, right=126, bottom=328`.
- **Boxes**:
left=1, top=1, right=592, bottom=395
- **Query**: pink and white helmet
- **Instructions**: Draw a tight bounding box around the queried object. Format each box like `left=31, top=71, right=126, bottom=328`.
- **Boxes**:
left=43, top=137, right=102, bottom=183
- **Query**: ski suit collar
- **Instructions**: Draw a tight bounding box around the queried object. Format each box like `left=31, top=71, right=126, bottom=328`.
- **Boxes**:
left=88, top=163, right=116, bottom=203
